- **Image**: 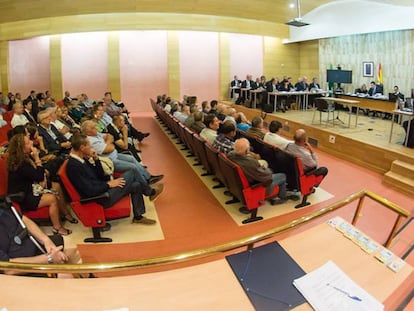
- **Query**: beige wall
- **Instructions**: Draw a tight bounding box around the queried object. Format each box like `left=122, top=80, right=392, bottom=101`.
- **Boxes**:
left=319, top=29, right=414, bottom=95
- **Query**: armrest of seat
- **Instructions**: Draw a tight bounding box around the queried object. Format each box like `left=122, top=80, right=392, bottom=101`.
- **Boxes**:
left=7, top=192, right=25, bottom=204
left=250, top=179, right=271, bottom=189
left=80, top=192, right=110, bottom=204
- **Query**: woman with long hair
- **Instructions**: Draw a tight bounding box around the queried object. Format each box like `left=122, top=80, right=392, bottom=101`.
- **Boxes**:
left=6, top=133, right=76, bottom=235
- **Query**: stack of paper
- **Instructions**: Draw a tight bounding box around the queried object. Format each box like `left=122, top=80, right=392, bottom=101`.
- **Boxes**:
left=293, top=261, right=384, bottom=311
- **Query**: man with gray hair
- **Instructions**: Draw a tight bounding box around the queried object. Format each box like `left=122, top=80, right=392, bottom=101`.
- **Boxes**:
left=228, top=138, right=288, bottom=205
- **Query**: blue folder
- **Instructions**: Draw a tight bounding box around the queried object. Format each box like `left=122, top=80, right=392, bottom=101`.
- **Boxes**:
left=226, top=242, right=306, bottom=311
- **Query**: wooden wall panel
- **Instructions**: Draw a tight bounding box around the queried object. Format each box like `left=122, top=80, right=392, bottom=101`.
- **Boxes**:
left=49, top=35, right=62, bottom=99
left=167, top=31, right=180, bottom=100
left=263, top=37, right=300, bottom=80
left=108, top=32, right=121, bottom=101
left=219, top=33, right=230, bottom=101
left=0, top=41, right=9, bottom=95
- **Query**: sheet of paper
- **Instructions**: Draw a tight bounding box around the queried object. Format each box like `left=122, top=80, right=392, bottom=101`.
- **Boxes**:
left=293, top=261, right=384, bottom=311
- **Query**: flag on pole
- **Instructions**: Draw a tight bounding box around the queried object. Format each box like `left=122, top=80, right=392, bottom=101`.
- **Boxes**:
left=378, top=63, right=383, bottom=85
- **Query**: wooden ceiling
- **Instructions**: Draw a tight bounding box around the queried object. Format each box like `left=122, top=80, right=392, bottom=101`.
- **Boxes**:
left=1, top=0, right=413, bottom=25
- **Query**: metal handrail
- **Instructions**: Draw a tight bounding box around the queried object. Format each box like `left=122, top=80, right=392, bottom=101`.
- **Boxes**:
left=0, top=189, right=409, bottom=275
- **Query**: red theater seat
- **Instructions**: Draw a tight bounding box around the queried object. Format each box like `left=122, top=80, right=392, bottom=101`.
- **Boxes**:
left=58, top=160, right=131, bottom=243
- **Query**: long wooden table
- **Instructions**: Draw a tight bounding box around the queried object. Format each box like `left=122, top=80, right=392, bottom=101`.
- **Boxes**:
left=338, top=94, right=395, bottom=113
left=0, top=223, right=412, bottom=310
left=267, top=91, right=328, bottom=112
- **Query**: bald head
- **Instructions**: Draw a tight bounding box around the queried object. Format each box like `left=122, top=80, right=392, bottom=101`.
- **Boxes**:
left=234, top=138, right=250, bottom=155
left=294, top=129, right=307, bottom=144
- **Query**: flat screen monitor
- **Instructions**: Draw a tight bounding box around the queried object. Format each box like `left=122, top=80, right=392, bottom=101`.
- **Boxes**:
left=326, top=69, right=352, bottom=84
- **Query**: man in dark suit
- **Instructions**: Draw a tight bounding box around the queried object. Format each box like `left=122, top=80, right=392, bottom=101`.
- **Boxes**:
left=37, top=108, right=71, bottom=155
left=368, top=81, right=383, bottom=96
left=230, top=75, right=241, bottom=99
left=27, top=90, right=39, bottom=121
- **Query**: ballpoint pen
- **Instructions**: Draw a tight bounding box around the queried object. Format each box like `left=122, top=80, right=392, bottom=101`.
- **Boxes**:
left=326, top=283, right=362, bottom=302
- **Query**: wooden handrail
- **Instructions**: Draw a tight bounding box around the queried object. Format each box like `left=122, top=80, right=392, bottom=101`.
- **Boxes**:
left=0, top=189, right=408, bottom=275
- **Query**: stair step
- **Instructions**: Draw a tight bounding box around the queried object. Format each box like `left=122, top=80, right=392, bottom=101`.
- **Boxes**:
left=391, top=160, right=414, bottom=179
left=383, top=171, right=414, bottom=196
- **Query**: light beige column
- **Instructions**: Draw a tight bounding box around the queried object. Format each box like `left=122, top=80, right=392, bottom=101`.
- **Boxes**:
left=108, top=32, right=121, bottom=100
left=219, top=33, right=230, bottom=101
left=49, top=35, right=63, bottom=99
left=167, top=31, right=180, bottom=100
left=0, top=41, right=10, bottom=95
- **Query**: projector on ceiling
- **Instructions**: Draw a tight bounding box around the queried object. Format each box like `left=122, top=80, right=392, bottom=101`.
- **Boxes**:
left=285, top=17, right=309, bottom=27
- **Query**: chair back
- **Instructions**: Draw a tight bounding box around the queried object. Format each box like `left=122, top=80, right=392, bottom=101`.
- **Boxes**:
left=314, top=98, right=329, bottom=111
left=58, top=159, right=81, bottom=202
left=204, top=142, right=226, bottom=186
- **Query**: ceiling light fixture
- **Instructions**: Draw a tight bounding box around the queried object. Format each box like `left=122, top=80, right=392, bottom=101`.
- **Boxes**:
left=285, top=0, right=309, bottom=27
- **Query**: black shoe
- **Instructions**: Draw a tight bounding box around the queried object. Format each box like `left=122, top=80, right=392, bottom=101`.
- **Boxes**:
left=138, top=132, right=150, bottom=142
left=148, top=174, right=164, bottom=185
left=239, top=207, right=250, bottom=214
left=287, top=194, right=300, bottom=201
left=100, top=223, right=111, bottom=232
left=270, top=198, right=287, bottom=205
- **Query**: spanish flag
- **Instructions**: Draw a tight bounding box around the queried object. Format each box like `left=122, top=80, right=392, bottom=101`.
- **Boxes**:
left=378, top=63, right=383, bottom=85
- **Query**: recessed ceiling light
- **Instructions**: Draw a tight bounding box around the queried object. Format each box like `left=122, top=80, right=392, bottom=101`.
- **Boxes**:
left=289, top=3, right=295, bottom=9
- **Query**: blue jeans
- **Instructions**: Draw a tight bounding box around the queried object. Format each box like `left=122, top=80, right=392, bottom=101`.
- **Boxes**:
left=266, top=173, right=287, bottom=199
left=112, top=153, right=153, bottom=196
left=100, top=170, right=146, bottom=217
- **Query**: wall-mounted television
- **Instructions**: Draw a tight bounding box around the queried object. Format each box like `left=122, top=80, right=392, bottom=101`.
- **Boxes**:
left=326, top=69, right=352, bottom=84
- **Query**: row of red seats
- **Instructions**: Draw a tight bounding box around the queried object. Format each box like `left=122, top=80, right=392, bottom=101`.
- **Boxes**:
left=151, top=99, right=279, bottom=224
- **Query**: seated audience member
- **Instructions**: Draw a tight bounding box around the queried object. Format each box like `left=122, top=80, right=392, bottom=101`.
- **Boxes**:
left=56, top=106, right=80, bottom=134
left=26, top=124, right=64, bottom=182
left=173, top=104, right=190, bottom=123
left=200, top=114, right=220, bottom=144
left=235, top=112, right=252, bottom=132
left=6, top=134, right=76, bottom=236
left=37, top=108, right=71, bottom=155
left=184, top=105, right=198, bottom=128
left=81, top=120, right=164, bottom=198
left=78, top=93, right=94, bottom=114
left=212, top=120, right=236, bottom=154
left=228, top=138, right=288, bottom=205
left=209, top=100, right=218, bottom=115
left=7, top=93, right=16, bottom=111
left=67, top=134, right=157, bottom=225
left=246, top=116, right=265, bottom=139
left=63, top=90, right=72, bottom=104
left=263, top=120, right=292, bottom=150
left=26, top=90, right=39, bottom=121
left=107, top=114, right=142, bottom=162
left=169, top=101, right=179, bottom=115
left=22, top=98, right=37, bottom=125
left=50, top=107, right=72, bottom=140
left=67, top=100, right=84, bottom=124
left=223, top=108, right=237, bottom=125
left=201, top=101, right=210, bottom=114
left=0, top=200, right=69, bottom=270
left=189, top=111, right=206, bottom=134
left=286, top=129, right=328, bottom=178
left=215, top=104, right=227, bottom=121
left=11, top=103, right=29, bottom=128
left=92, top=102, right=110, bottom=133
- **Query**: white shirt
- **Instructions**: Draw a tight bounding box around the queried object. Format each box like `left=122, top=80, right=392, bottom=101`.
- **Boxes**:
left=200, top=128, right=217, bottom=144
left=11, top=114, right=29, bottom=128
left=263, top=132, right=292, bottom=150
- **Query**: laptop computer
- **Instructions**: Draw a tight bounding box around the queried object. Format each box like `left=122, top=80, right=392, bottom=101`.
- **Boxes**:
left=388, top=93, right=398, bottom=102
left=401, top=98, right=413, bottom=112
